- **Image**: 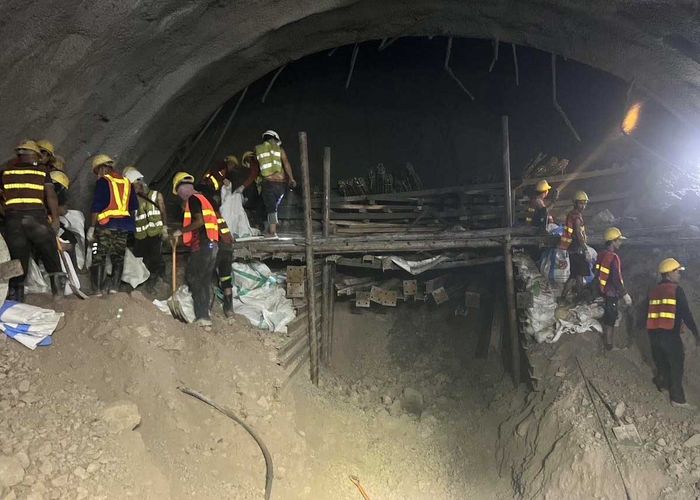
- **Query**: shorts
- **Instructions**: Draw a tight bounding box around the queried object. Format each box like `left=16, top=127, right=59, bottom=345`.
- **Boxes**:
left=261, top=180, right=287, bottom=215
left=602, top=296, right=619, bottom=327
left=569, top=252, right=591, bottom=278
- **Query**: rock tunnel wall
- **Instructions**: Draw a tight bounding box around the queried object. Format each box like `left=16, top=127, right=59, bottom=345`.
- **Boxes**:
left=1, top=0, right=700, bottom=205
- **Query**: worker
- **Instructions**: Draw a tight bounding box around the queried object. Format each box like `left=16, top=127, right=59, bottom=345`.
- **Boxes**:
left=172, top=171, right=219, bottom=327
left=36, top=140, right=57, bottom=171
left=255, top=130, right=297, bottom=237
left=201, top=155, right=240, bottom=206
left=1, top=140, right=63, bottom=301
left=526, top=179, right=558, bottom=231
left=123, top=165, right=168, bottom=291
left=50, top=169, right=79, bottom=259
left=559, top=190, right=590, bottom=301
left=647, top=258, right=699, bottom=409
left=216, top=213, right=234, bottom=317
left=594, top=227, right=632, bottom=350
left=87, top=155, right=138, bottom=295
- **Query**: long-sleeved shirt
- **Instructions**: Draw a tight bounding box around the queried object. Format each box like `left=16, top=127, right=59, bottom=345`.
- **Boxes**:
left=648, top=279, right=699, bottom=337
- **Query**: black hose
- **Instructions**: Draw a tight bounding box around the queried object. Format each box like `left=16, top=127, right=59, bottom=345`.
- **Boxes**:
left=178, top=386, right=274, bottom=500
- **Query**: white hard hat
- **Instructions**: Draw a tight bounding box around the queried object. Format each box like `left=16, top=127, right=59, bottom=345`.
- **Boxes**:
left=123, top=165, right=144, bottom=183
left=262, top=130, right=281, bottom=145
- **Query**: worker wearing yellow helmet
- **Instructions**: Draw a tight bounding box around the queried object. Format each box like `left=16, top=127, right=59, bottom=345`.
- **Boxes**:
left=559, top=190, right=590, bottom=301
left=526, top=179, right=559, bottom=231
left=36, top=139, right=56, bottom=169
left=1, top=140, right=63, bottom=301
left=171, top=171, right=220, bottom=327
left=593, top=227, right=632, bottom=350
left=646, top=257, right=699, bottom=409
left=87, top=154, right=139, bottom=295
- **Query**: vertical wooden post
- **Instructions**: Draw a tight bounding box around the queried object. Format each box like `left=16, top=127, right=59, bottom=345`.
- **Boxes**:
left=323, top=147, right=331, bottom=238
left=502, top=115, right=520, bottom=386
left=321, top=259, right=330, bottom=366
left=328, top=262, right=336, bottom=364
left=299, top=132, right=319, bottom=385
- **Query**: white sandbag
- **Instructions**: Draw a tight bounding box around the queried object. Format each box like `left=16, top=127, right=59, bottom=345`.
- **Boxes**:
left=152, top=285, right=195, bottom=323
left=121, top=248, right=150, bottom=288
left=233, top=285, right=295, bottom=333
left=60, top=210, right=87, bottom=269
left=0, top=301, right=63, bottom=349
left=220, top=186, right=258, bottom=237
left=232, top=262, right=274, bottom=295
left=24, top=258, right=50, bottom=294
left=539, top=248, right=570, bottom=284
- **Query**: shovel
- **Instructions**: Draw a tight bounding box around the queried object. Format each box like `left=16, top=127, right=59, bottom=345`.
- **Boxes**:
left=168, top=235, right=187, bottom=322
left=56, top=237, right=88, bottom=299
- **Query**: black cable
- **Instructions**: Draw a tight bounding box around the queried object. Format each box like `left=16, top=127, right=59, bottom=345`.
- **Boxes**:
left=177, top=385, right=273, bottom=500
left=575, top=357, right=633, bottom=500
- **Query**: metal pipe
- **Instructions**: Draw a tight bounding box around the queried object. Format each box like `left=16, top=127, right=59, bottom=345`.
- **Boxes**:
left=299, top=132, right=319, bottom=385
left=261, top=65, right=286, bottom=103
left=346, top=44, right=359, bottom=89
left=201, top=86, right=248, bottom=174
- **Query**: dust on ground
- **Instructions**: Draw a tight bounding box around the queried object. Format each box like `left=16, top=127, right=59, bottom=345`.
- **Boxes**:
left=0, top=290, right=516, bottom=499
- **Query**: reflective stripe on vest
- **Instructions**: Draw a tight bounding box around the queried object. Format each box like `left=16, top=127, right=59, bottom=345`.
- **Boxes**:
left=255, top=141, right=283, bottom=177
left=204, top=172, right=221, bottom=191
left=647, top=282, right=678, bottom=331
left=595, top=250, right=622, bottom=294
left=559, top=211, right=583, bottom=250
left=2, top=165, right=47, bottom=208
left=135, top=189, right=164, bottom=239
left=96, top=174, right=131, bottom=225
left=182, top=194, right=219, bottom=247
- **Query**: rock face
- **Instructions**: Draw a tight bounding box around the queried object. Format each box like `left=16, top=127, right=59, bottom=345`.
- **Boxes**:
left=101, top=400, right=142, bottom=434
left=0, top=1, right=698, bottom=206
left=0, top=455, right=25, bottom=488
left=401, top=387, right=424, bottom=416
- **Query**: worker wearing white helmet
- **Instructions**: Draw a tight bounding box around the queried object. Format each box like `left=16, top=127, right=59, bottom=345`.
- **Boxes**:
left=647, top=258, right=699, bottom=409
left=526, top=179, right=558, bottom=231
left=123, top=165, right=168, bottom=292
left=255, top=130, right=297, bottom=237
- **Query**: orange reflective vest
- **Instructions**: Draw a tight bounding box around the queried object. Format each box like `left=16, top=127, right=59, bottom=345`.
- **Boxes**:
left=559, top=211, right=583, bottom=250
left=96, top=173, right=132, bottom=225
left=595, top=250, right=622, bottom=294
left=646, top=282, right=678, bottom=331
left=182, top=193, right=219, bottom=247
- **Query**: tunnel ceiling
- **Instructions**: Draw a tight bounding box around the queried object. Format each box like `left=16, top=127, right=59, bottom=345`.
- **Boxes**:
left=1, top=0, right=700, bottom=199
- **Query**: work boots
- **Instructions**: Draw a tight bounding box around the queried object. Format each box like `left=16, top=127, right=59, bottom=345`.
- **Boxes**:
left=8, top=283, right=25, bottom=303
left=90, top=265, right=104, bottom=296
left=109, top=263, right=123, bottom=294
left=49, top=273, right=66, bottom=299
left=223, top=293, right=233, bottom=318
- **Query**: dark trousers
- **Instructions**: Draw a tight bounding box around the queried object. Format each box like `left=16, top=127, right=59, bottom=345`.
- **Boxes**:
left=649, top=333, right=686, bottom=403
left=261, top=180, right=286, bottom=215
left=133, top=235, right=165, bottom=279
left=217, top=246, right=233, bottom=290
left=91, top=227, right=128, bottom=268
left=186, top=242, right=218, bottom=320
left=5, top=210, right=61, bottom=287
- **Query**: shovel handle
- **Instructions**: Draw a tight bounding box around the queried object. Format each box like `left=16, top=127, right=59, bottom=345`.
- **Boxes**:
left=171, top=235, right=178, bottom=293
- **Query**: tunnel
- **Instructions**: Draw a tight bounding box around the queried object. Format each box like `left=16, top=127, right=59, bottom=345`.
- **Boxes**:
left=3, top=2, right=700, bottom=499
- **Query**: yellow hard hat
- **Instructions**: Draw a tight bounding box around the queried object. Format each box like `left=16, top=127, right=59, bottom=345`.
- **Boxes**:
left=658, top=258, right=685, bottom=274
left=603, top=227, right=626, bottom=242
left=224, top=155, right=239, bottom=166
left=50, top=170, right=70, bottom=190
left=15, top=140, right=42, bottom=155
left=53, top=155, right=66, bottom=171
left=241, top=151, right=255, bottom=168
left=91, top=154, right=114, bottom=172
left=535, top=180, right=551, bottom=193
left=172, top=171, right=195, bottom=194
left=36, top=139, right=55, bottom=156
left=573, top=190, right=589, bottom=202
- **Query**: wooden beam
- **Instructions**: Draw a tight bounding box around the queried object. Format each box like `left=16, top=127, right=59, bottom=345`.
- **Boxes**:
left=323, top=147, right=331, bottom=238
left=299, top=132, right=319, bottom=385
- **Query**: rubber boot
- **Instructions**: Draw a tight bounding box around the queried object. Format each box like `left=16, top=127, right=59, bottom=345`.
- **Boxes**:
left=90, top=266, right=103, bottom=296
left=109, top=263, right=123, bottom=294
left=14, top=284, right=25, bottom=304
left=50, top=274, right=66, bottom=300
left=223, top=293, right=233, bottom=318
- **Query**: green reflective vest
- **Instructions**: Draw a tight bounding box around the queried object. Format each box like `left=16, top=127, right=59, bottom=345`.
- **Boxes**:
left=255, top=141, right=283, bottom=178
left=134, top=189, right=163, bottom=239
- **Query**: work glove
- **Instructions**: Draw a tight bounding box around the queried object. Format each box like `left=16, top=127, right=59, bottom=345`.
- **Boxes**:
left=622, top=293, right=632, bottom=306
left=86, top=226, right=95, bottom=243
left=171, top=229, right=182, bottom=241
left=234, top=185, right=245, bottom=194
left=161, top=226, right=169, bottom=242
